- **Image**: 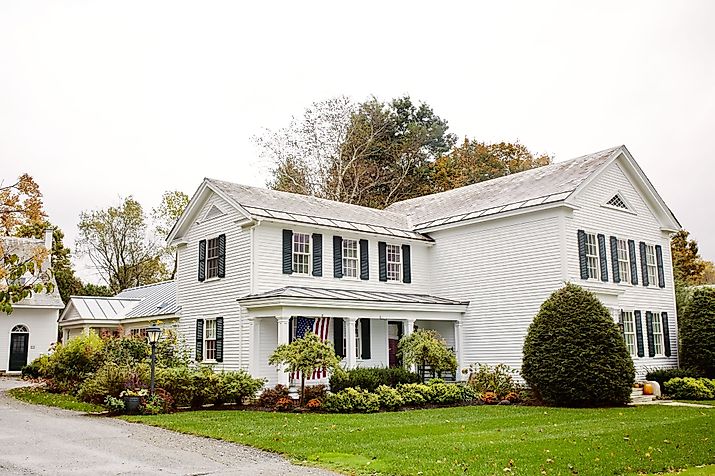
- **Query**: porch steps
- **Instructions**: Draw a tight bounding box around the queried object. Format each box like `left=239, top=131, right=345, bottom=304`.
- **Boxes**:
left=630, top=387, right=657, bottom=405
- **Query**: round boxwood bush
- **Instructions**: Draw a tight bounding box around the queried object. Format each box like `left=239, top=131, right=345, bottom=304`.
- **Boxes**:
left=680, top=287, right=715, bottom=378
left=522, top=283, right=635, bottom=407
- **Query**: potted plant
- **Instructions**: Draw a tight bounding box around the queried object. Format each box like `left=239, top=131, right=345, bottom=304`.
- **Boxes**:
left=120, top=388, right=148, bottom=414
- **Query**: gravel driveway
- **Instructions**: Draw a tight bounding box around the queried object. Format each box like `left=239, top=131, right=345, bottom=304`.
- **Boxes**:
left=0, top=378, right=334, bottom=476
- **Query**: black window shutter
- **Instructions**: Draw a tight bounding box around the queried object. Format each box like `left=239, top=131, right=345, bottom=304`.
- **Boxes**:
left=282, top=230, right=293, bottom=274
left=597, top=234, right=608, bottom=282
left=333, top=318, right=345, bottom=358
left=378, top=241, right=387, bottom=282
left=401, top=244, right=412, bottom=283
left=359, top=239, right=369, bottom=280
left=645, top=311, right=656, bottom=357
left=639, top=242, right=649, bottom=287
left=215, top=317, right=224, bottom=362
left=198, top=240, right=206, bottom=282
left=577, top=230, right=588, bottom=279
left=655, top=245, right=665, bottom=288
left=288, top=317, right=294, bottom=343
left=333, top=236, right=343, bottom=278
left=610, top=236, right=620, bottom=283
left=217, top=234, right=226, bottom=278
left=634, top=310, right=645, bottom=357
left=618, top=310, right=625, bottom=342
left=360, top=319, right=371, bottom=359
left=628, top=240, right=639, bottom=285
left=661, top=312, right=671, bottom=357
left=312, top=233, right=323, bottom=277
left=195, top=319, right=204, bottom=361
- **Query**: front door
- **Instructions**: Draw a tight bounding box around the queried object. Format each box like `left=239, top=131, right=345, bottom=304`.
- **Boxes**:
left=9, top=332, right=29, bottom=371
left=388, top=322, right=403, bottom=368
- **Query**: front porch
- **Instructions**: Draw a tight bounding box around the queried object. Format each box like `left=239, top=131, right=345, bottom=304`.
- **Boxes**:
left=239, top=286, right=469, bottom=388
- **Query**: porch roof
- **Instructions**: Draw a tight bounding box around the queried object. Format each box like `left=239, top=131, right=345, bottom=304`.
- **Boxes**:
left=239, top=286, right=469, bottom=306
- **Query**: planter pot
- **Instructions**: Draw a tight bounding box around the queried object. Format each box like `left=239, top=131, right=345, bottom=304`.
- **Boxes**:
left=123, top=396, right=142, bottom=414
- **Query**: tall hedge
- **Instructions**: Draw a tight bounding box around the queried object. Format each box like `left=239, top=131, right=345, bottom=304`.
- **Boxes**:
left=522, top=283, right=635, bottom=407
left=680, top=287, right=715, bottom=378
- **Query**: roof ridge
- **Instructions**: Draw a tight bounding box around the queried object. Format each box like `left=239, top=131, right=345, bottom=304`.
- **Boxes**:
left=118, top=280, right=175, bottom=292
left=69, top=295, right=141, bottom=300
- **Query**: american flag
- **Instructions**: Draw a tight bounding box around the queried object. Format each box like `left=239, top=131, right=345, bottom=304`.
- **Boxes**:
left=291, top=316, right=331, bottom=381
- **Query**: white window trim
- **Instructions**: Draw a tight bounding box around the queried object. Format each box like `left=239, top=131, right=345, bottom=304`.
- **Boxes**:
left=203, top=318, right=217, bottom=362
left=650, top=311, right=665, bottom=357
left=621, top=310, right=638, bottom=357
left=342, top=238, right=360, bottom=280
left=601, top=191, right=637, bottom=215
left=645, top=244, right=658, bottom=287
left=205, top=236, right=220, bottom=280
left=385, top=243, right=402, bottom=283
left=343, top=319, right=362, bottom=360
left=616, top=238, right=632, bottom=286
left=584, top=232, right=600, bottom=281
left=292, top=232, right=312, bottom=276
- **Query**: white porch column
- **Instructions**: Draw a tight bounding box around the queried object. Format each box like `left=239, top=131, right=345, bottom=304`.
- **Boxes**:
left=246, top=317, right=255, bottom=376
left=345, top=317, right=358, bottom=369
left=404, top=318, right=416, bottom=372
left=454, top=321, right=464, bottom=381
left=276, top=316, right=291, bottom=386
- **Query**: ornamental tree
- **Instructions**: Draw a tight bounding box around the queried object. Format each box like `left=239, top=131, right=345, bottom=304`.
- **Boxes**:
left=680, top=287, right=715, bottom=378
left=268, top=332, right=341, bottom=404
left=398, top=329, right=457, bottom=381
left=522, top=283, right=634, bottom=407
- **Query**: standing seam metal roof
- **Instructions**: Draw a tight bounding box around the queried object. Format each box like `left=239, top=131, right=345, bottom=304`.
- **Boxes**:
left=239, top=286, right=469, bottom=306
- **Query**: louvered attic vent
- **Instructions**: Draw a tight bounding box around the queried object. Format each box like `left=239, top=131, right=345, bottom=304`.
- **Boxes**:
left=606, top=194, right=628, bottom=210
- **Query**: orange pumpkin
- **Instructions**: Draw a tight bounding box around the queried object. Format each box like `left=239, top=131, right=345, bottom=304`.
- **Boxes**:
left=643, top=383, right=654, bottom=395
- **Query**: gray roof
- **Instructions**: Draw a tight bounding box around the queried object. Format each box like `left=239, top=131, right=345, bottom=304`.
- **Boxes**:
left=206, top=179, right=431, bottom=241
left=63, top=280, right=179, bottom=322
left=115, top=280, right=181, bottom=318
left=239, top=286, right=469, bottom=306
left=1, top=236, right=63, bottom=309
left=385, top=146, right=622, bottom=229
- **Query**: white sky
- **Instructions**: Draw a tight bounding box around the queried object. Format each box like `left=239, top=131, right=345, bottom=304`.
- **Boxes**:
left=1, top=1, right=714, bottom=282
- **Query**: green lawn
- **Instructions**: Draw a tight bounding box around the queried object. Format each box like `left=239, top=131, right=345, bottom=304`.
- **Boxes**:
left=8, top=387, right=105, bottom=413
left=674, top=400, right=715, bottom=406
left=124, top=405, right=715, bottom=476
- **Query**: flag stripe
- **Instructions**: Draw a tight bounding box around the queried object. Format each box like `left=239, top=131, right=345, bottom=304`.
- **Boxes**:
left=290, top=317, right=332, bottom=382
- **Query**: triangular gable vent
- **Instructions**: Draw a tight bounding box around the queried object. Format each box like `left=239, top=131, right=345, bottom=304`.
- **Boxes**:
left=201, top=204, right=225, bottom=222
left=605, top=193, right=629, bottom=211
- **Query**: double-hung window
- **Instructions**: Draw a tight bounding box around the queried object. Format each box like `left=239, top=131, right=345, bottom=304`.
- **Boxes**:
left=386, top=244, right=402, bottom=282
left=130, top=328, right=148, bottom=338
left=342, top=239, right=359, bottom=278
left=645, top=245, right=657, bottom=285
left=617, top=239, right=630, bottom=284
left=621, top=311, right=637, bottom=356
left=204, top=318, right=217, bottom=361
left=292, top=233, right=311, bottom=275
left=585, top=233, right=600, bottom=280
left=651, top=312, right=664, bottom=356
left=206, top=237, right=220, bottom=279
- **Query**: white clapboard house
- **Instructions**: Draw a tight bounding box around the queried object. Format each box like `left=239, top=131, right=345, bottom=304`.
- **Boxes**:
left=1, top=231, right=63, bottom=374
left=166, top=145, right=680, bottom=387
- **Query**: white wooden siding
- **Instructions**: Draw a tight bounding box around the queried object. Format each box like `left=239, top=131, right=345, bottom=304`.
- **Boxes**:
left=1, top=308, right=58, bottom=372
left=568, top=159, right=678, bottom=377
left=252, top=222, right=432, bottom=295
left=429, top=209, right=565, bottom=372
left=176, top=194, right=251, bottom=372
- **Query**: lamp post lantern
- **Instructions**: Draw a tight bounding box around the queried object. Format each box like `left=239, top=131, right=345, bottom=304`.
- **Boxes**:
left=146, top=325, right=161, bottom=397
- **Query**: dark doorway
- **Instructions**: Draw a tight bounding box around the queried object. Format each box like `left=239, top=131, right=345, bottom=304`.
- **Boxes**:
left=388, top=321, right=403, bottom=368
left=9, top=327, right=29, bottom=372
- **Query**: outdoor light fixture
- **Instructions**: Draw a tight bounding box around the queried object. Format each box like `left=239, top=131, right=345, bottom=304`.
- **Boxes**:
left=146, top=325, right=161, bottom=397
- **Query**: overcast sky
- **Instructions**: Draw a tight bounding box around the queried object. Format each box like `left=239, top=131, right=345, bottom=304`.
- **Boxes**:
left=1, top=1, right=714, bottom=282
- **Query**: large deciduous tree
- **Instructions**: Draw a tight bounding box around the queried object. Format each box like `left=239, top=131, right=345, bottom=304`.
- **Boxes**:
left=671, top=229, right=708, bottom=285
left=0, top=174, right=54, bottom=312
left=76, top=197, right=166, bottom=293
left=152, top=190, right=189, bottom=279
left=432, top=139, right=552, bottom=192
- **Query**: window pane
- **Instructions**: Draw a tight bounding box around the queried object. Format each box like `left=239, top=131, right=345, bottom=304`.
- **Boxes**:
left=206, top=237, right=220, bottom=278
left=292, top=233, right=311, bottom=274
left=585, top=234, right=599, bottom=280
left=343, top=239, right=358, bottom=278
left=386, top=244, right=401, bottom=281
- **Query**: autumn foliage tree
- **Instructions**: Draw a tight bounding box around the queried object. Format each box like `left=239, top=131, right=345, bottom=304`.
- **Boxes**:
left=0, top=174, right=54, bottom=312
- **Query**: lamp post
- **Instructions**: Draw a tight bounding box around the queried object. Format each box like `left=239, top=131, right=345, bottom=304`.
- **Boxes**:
left=146, top=325, right=161, bottom=397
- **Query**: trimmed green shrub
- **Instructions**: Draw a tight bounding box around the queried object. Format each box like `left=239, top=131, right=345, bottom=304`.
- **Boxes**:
left=375, top=385, right=404, bottom=409
left=329, top=367, right=421, bottom=392
left=42, top=333, right=105, bottom=393
left=396, top=383, right=434, bottom=406
left=323, top=387, right=380, bottom=413
left=155, top=366, right=194, bottom=407
left=680, top=287, right=715, bottom=378
left=522, top=283, right=635, bottom=407
left=464, top=363, right=520, bottom=399
left=216, top=371, right=265, bottom=405
left=664, top=377, right=715, bottom=400
left=428, top=382, right=464, bottom=404
left=189, top=366, right=222, bottom=407
left=645, top=368, right=697, bottom=389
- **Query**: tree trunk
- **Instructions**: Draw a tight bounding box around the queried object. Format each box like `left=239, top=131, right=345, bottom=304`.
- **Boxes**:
left=300, top=374, right=306, bottom=406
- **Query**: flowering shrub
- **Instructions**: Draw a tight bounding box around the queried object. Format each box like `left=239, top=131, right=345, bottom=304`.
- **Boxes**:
left=306, top=398, right=322, bottom=410
left=504, top=391, right=520, bottom=403
left=275, top=397, right=295, bottom=411
left=482, top=392, right=498, bottom=404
